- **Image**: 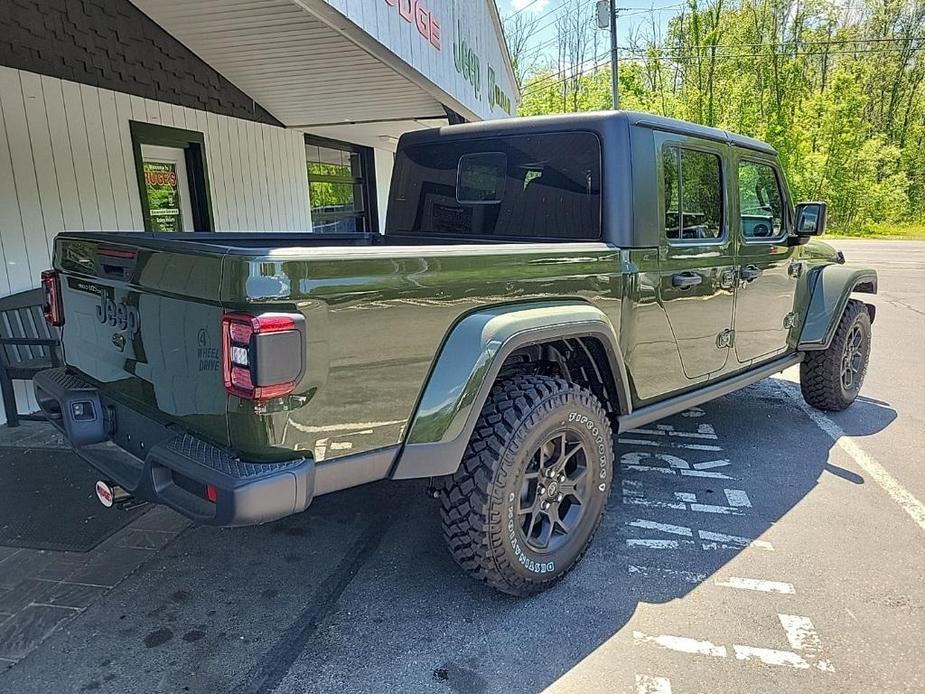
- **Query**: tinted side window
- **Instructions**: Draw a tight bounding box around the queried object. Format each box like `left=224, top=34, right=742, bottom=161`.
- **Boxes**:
left=388, top=132, right=601, bottom=240
left=663, top=146, right=723, bottom=242
left=738, top=161, right=784, bottom=239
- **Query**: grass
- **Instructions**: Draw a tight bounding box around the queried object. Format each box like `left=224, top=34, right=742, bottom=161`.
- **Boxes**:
left=827, top=223, right=925, bottom=240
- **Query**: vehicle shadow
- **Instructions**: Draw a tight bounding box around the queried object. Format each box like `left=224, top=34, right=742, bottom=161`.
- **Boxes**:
left=0, top=377, right=896, bottom=694
left=246, top=376, right=897, bottom=693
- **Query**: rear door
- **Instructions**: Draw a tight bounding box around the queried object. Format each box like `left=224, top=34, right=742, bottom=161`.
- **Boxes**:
left=656, top=132, right=737, bottom=383
left=56, top=235, right=229, bottom=445
left=731, top=152, right=798, bottom=363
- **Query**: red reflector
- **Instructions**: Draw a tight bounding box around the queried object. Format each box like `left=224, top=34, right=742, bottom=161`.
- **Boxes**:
left=206, top=484, right=218, bottom=503
left=41, top=269, right=64, bottom=327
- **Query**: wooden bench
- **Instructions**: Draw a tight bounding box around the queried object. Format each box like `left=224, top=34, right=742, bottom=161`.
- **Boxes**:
left=0, top=288, right=61, bottom=427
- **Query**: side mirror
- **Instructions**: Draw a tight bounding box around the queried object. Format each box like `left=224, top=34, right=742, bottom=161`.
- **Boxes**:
left=794, top=201, right=827, bottom=238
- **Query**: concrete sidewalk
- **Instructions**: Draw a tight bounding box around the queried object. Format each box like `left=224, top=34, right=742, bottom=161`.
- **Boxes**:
left=0, top=422, right=189, bottom=668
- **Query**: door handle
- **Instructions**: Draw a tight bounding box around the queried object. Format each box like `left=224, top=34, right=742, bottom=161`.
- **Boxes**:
left=740, top=265, right=761, bottom=282
left=672, top=272, right=703, bottom=289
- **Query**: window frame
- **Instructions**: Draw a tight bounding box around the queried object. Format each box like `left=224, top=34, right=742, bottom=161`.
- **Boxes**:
left=736, top=155, right=791, bottom=245
left=130, top=121, right=213, bottom=232
left=660, top=142, right=728, bottom=247
left=305, top=134, right=379, bottom=234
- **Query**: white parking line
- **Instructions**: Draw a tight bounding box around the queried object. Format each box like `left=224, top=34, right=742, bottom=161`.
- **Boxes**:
left=619, top=437, right=724, bottom=452
left=627, top=519, right=693, bottom=536
left=628, top=565, right=707, bottom=583
left=732, top=644, right=812, bottom=669
left=715, top=577, right=795, bottom=594
left=626, top=538, right=680, bottom=549
left=628, top=423, right=718, bottom=440
left=624, top=496, right=687, bottom=511
left=779, top=381, right=925, bottom=534
left=623, top=483, right=747, bottom=515
left=724, top=489, right=752, bottom=507
left=635, top=674, right=673, bottom=694
left=693, top=459, right=731, bottom=470
left=636, top=621, right=835, bottom=673
left=622, top=463, right=734, bottom=480
left=779, top=614, right=823, bottom=652
left=634, top=632, right=727, bottom=657
left=620, top=452, right=734, bottom=479
left=626, top=520, right=773, bottom=551
left=689, top=502, right=744, bottom=515
left=699, top=530, right=774, bottom=551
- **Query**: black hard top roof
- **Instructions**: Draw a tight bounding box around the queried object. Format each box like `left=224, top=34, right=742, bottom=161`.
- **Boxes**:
left=402, top=110, right=777, bottom=156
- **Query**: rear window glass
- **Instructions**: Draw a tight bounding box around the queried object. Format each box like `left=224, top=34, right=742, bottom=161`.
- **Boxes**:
left=388, top=132, right=601, bottom=240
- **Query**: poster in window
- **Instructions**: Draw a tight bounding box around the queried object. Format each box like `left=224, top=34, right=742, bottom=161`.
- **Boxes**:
left=143, top=161, right=182, bottom=232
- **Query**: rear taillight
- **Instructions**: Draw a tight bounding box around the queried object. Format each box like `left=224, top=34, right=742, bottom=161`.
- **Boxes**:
left=221, top=312, right=304, bottom=401
left=41, top=270, right=64, bottom=327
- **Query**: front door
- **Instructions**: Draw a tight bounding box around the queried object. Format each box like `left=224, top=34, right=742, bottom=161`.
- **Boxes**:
left=657, top=136, right=737, bottom=382
left=140, top=144, right=195, bottom=232
left=732, top=154, right=798, bottom=363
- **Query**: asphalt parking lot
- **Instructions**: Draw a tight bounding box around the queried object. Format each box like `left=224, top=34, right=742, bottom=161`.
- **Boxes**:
left=1, top=240, right=923, bottom=694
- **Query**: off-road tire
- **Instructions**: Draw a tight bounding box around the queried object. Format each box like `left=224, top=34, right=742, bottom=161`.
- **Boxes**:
left=800, top=299, right=871, bottom=411
left=440, top=374, right=614, bottom=597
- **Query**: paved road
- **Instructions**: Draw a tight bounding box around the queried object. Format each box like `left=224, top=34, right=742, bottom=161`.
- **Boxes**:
left=1, top=240, right=923, bottom=694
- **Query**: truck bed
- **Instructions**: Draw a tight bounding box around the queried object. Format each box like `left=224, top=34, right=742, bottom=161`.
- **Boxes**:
left=50, top=231, right=622, bottom=464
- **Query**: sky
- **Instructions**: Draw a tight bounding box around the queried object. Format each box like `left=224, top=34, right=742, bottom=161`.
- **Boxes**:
left=499, top=0, right=687, bottom=67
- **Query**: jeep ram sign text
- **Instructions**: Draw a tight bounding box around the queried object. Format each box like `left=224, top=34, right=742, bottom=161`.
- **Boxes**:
left=385, top=0, right=441, bottom=50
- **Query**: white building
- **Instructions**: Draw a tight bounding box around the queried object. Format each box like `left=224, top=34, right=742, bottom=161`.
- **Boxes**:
left=0, top=0, right=519, bottom=423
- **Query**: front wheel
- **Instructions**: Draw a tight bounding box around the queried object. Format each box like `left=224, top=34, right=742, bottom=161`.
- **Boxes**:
left=800, top=299, right=872, bottom=411
left=440, top=375, right=614, bottom=597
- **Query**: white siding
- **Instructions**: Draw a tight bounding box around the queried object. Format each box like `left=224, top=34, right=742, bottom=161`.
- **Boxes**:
left=0, top=65, right=311, bottom=423
left=324, top=0, right=520, bottom=121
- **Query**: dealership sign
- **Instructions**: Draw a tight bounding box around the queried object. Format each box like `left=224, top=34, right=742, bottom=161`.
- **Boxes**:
left=453, top=21, right=512, bottom=115
left=385, top=0, right=441, bottom=50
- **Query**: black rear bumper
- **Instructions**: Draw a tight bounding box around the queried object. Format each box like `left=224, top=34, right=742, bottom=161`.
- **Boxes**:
left=33, top=368, right=314, bottom=526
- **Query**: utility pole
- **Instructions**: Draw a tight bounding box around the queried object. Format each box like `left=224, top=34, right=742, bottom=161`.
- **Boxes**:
left=609, top=0, right=619, bottom=110
left=597, top=0, right=620, bottom=110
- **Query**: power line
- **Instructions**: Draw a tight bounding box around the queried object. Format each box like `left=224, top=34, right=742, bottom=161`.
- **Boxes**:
left=520, top=43, right=925, bottom=98
left=643, top=35, right=925, bottom=50
left=626, top=45, right=925, bottom=58
left=521, top=56, right=611, bottom=96
left=519, top=2, right=686, bottom=71
left=504, top=0, right=547, bottom=19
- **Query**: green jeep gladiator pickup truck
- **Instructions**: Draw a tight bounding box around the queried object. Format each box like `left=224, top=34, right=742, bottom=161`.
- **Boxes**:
left=35, top=112, right=876, bottom=596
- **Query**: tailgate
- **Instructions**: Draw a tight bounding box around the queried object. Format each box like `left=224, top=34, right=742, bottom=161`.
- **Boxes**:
left=54, top=234, right=229, bottom=447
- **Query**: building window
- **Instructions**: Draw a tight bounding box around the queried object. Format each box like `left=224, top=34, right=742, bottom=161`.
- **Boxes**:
left=305, top=136, right=377, bottom=233
left=130, top=122, right=213, bottom=232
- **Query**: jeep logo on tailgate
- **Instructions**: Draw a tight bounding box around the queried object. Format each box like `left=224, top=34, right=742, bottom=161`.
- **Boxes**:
left=96, top=295, right=140, bottom=335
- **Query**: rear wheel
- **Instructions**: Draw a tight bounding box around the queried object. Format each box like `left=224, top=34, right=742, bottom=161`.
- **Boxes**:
left=800, top=299, right=872, bottom=411
left=440, top=375, right=614, bottom=597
